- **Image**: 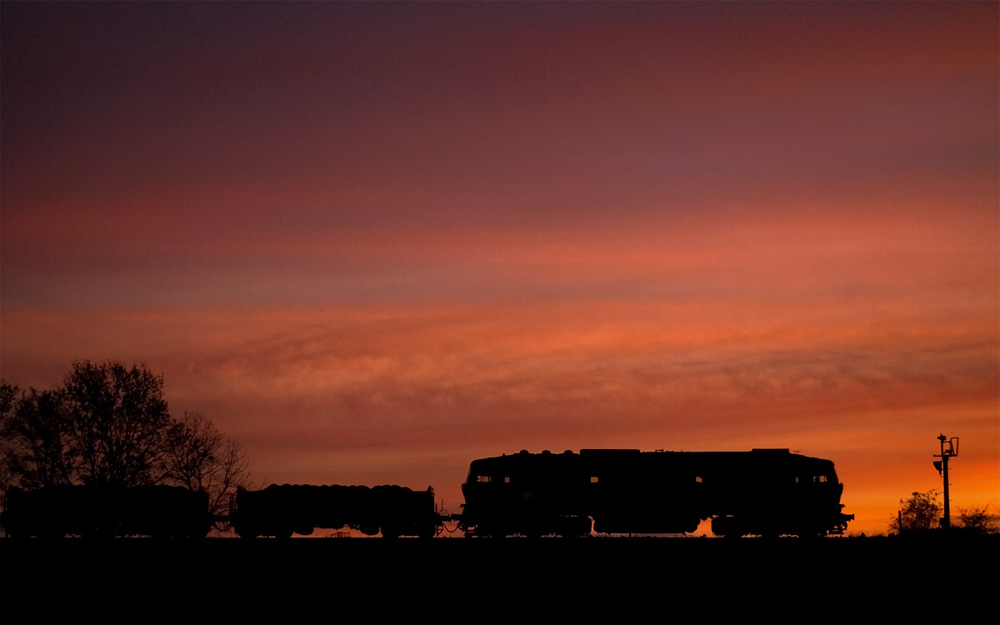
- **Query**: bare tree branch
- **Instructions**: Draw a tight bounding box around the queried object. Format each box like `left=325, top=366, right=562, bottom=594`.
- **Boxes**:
left=165, top=411, right=252, bottom=524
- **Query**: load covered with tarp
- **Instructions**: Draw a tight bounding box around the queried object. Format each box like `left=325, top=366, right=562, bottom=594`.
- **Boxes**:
left=231, top=483, right=438, bottom=539
left=1, top=485, right=210, bottom=538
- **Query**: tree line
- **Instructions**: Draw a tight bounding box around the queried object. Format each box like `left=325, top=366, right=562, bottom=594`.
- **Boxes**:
left=0, top=360, right=252, bottom=527
left=890, top=490, right=996, bottom=535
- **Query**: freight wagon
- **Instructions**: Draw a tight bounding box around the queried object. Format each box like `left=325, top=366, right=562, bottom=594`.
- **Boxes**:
left=0, top=484, right=210, bottom=539
left=230, top=483, right=439, bottom=539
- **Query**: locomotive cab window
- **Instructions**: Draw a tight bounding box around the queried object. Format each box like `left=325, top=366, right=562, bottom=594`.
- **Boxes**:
left=477, top=475, right=492, bottom=483
left=590, top=476, right=599, bottom=484
left=813, top=475, right=828, bottom=483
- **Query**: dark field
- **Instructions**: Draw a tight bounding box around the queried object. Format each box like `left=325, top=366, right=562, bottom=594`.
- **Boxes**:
left=2, top=535, right=997, bottom=624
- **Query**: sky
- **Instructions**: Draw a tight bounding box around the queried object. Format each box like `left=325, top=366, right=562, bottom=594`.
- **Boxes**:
left=1, top=1, right=997, bottom=536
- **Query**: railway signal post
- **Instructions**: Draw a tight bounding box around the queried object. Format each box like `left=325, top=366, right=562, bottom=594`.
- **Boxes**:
left=933, top=434, right=958, bottom=530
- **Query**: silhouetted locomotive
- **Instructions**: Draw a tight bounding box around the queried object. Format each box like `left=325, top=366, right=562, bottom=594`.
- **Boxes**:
left=0, top=448, right=853, bottom=538
left=460, top=448, right=854, bottom=538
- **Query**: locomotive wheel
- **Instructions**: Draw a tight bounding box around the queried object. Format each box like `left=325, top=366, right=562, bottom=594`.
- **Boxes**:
left=381, top=527, right=399, bottom=539
left=711, top=516, right=746, bottom=539
left=556, top=516, right=592, bottom=538
left=42, top=527, right=67, bottom=539
left=418, top=525, right=437, bottom=540
left=188, top=526, right=210, bottom=539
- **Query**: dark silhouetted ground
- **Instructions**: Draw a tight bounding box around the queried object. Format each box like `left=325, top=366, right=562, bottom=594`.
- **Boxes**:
left=2, top=534, right=997, bottom=624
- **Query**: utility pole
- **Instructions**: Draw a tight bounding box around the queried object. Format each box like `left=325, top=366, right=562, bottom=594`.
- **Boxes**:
left=933, top=434, right=958, bottom=530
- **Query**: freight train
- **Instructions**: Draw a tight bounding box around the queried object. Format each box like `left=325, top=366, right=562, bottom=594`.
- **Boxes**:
left=0, top=447, right=853, bottom=539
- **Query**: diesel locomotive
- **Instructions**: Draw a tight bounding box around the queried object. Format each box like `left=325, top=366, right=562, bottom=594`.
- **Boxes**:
left=459, top=448, right=854, bottom=538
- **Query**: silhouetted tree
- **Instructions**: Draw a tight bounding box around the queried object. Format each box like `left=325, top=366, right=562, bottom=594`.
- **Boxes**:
left=1, top=362, right=255, bottom=537
left=957, top=505, right=997, bottom=534
left=166, top=410, right=251, bottom=523
left=63, top=361, right=173, bottom=487
left=0, top=381, right=20, bottom=493
left=889, top=490, right=941, bottom=533
left=1, top=385, right=77, bottom=490
left=1, top=362, right=253, bottom=500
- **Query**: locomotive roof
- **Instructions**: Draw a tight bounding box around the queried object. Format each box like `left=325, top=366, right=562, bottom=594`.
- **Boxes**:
left=483, top=448, right=809, bottom=458
left=471, top=448, right=837, bottom=471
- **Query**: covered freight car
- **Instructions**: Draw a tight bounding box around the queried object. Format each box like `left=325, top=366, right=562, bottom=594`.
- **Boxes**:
left=231, top=484, right=439, bottom=539
left=459, top=448, right=853, bottom=538
left=0, top=484, right=211, bottom=539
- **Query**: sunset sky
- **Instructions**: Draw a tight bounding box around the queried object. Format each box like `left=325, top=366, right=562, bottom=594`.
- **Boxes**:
left=2, top=1, right=997, bottom=536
